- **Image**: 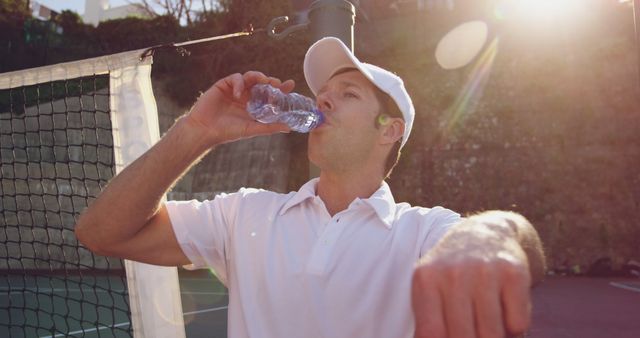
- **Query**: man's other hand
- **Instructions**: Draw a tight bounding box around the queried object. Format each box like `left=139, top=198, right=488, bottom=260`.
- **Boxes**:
left=412, top=211, right=539, bottom=338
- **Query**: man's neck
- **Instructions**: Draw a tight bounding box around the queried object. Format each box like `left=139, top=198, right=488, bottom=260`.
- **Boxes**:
left=316, top=169, right=384, bottom=217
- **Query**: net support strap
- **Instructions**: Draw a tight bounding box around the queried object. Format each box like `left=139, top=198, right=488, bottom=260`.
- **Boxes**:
left=108, top=50, right=186, bottom=338
left=0, top=50, right=151, bottom=90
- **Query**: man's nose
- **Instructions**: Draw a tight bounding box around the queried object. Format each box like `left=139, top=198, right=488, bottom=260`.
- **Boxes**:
left=316, top=92, right=334, bottom=112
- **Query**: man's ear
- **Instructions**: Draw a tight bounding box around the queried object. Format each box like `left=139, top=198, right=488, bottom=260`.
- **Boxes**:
left=380, top=116, right=405, bottom=145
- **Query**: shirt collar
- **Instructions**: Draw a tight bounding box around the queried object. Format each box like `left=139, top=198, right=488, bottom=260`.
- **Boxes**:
left=361, top=181, right=397, bottom=229
left=279, top=178, right=397, bottom=229
left=279, top=178, right=320, bottom=216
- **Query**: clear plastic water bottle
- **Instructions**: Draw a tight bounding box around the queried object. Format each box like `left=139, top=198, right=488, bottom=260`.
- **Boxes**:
left=246, top=84, right=324, bottom=133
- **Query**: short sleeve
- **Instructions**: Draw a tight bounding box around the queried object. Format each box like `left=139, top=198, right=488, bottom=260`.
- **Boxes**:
left=419, top=207, right=462, bottom=257
left=165, top=192, right=243, bottom=286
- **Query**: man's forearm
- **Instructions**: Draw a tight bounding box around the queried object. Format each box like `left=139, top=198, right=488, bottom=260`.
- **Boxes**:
left=453, top=210, right=547, bottom=285
left=75, top=115, right=212, bottom=250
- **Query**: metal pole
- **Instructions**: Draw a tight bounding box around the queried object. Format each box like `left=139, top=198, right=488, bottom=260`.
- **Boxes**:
left=308, top=0, right=356, bottom=51
left=634, top=0, right=640, bottom=84
left=306, top=0, right=356, bottom=178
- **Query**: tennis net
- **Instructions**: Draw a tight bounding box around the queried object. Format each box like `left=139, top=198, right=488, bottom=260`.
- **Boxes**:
left=0, top=50, right=185, bottom=338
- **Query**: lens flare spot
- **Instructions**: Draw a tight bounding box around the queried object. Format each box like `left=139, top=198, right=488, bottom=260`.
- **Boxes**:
left=436, top=21, right=489, bottom=70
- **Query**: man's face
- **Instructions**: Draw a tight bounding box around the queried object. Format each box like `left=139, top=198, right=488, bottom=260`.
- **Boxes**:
left=308, top=69, right=383, bottom=172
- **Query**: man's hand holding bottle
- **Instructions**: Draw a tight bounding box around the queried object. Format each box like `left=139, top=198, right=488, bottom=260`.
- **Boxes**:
left=185, top=71, right=295, bottom=147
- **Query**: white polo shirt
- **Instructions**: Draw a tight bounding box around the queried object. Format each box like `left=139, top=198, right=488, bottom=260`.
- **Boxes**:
left=165, top=178, right=460, bottom=338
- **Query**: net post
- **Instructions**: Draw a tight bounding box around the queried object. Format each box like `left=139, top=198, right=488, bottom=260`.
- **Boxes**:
left=308, top=0, right=356, bottom=50
left=306, top=0, right=356, bottom=178
left=634, top=0, right=640, bottom=86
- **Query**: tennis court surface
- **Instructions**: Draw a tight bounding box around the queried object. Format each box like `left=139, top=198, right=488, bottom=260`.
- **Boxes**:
left=3, top=267, right=640, bottom=337
left=530, top=276, right=640, bottom=338
left=183, top=273, right=640, bottom=338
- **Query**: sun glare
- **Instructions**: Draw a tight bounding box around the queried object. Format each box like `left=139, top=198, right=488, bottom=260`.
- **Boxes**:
left=495, top=0, right=584, bottom=22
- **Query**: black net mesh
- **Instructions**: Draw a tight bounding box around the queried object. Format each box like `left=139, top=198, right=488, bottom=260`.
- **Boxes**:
left=0, top=75, right=132, bottom=337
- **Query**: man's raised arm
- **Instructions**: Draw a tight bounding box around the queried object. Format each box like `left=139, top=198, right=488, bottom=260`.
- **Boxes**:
left=412, top=210, right=546, bottom=338
left=74, top=71, right=293, bottom=266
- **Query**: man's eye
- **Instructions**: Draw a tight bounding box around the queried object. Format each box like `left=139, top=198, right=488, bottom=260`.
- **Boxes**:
left=344, top=92, right=358, bottom=98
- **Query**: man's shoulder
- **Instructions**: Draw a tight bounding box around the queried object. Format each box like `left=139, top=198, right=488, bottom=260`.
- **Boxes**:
left=221, top=187, right=296, bottom=204
left=395, top=203, right=461, bottom=226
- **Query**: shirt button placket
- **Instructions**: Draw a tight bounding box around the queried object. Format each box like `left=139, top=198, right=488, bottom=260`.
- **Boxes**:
left=307, top=215, right=344, bottom=274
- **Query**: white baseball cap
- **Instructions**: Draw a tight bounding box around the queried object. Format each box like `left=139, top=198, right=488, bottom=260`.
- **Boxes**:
left=303, top=37, right=415, bottom=148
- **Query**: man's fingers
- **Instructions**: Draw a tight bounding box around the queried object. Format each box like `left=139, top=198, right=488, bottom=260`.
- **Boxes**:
left=215, top=71, right=296, bottom=105
left=474, top=278, right=505, bottom=338
left=268, top=77, right=282, bottom=88
left=412, top=271, right=446, bottom=338
left=501, top=266, right=531, bottom=335
left=444, top=283, right=474, bottom=338
left=279, top=79, right=296, bottom=93
left=223, top=73, right=245, bottom=99
left=237, top=71, right=269, bottom=98
left=265, top=76, right=296, bottom=94
left=413, top=259, right=533, bottom=338
left=239, top=72, right=296, bottom=100
left=242, top=70, right=269, bottom=84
